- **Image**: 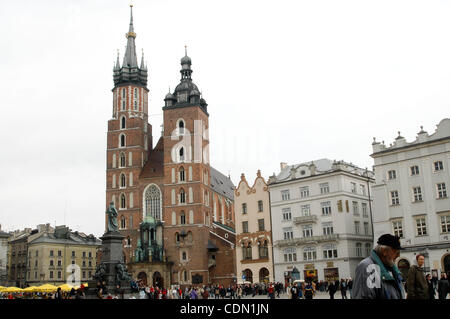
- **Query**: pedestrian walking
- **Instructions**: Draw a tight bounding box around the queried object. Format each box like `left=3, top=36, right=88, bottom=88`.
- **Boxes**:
left=327, top=281, right=336, bottom=299
left=352, top=234, right=405, bottom=299
left=426, top=274, right=435, bottom=299
left=406, top=254, right=429, bottom=299
left=290, top=284, right=298, bottom=299
left=339, top=279, right=347, bottom=299
left=438, top=273, right=449, bottom=300
left=304, top=281, right=314, bottom=299
left=348, top=278, right=353, bottom=298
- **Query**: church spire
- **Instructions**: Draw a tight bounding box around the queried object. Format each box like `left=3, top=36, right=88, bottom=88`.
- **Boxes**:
left=123, top=4, right=138, bottom=68
left=113, top=4, right=147, bottom=87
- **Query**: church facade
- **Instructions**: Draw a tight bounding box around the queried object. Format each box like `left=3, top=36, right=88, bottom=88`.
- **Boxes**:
left=105, top=6, right=236, bottom=288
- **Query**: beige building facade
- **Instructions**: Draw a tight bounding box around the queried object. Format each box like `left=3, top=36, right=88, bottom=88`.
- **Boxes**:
left=234, top=170, right=274, bottom=283
left=26, top=225, right=101, bottom=286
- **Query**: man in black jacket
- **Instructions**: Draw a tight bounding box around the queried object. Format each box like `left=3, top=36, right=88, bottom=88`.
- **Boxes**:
left=438, top=273, right=449, bottom=300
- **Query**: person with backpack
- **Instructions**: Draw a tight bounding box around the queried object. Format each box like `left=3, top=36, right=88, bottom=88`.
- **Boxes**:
left=304, top=281, right=315, bottom=299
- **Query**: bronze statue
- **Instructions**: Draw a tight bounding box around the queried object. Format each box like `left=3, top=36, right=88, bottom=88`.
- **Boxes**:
left=106, top=201, right=119, bottom=232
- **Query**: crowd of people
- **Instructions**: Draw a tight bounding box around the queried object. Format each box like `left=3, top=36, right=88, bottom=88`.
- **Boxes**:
left=0, top=285, right=87, bottom=299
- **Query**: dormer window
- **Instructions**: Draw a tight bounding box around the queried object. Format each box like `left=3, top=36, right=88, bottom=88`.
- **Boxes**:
left=178, top=92, right=187, bottom=103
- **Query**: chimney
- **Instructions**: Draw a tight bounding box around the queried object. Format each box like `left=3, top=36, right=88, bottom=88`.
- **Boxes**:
left=280, top=162, right=287, bottom=170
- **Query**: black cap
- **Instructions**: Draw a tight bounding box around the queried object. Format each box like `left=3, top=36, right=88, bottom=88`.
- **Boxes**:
left=377, top=234, right=403, bottom=250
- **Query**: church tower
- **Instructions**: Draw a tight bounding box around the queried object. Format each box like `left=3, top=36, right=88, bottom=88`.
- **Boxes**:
left=162, top=49, right=214, bottom=286
left=106, top=5, right=152, bottom=262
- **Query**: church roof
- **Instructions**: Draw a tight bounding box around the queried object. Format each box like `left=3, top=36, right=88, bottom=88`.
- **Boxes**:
left=210, top=167, right=235, bottom=200
left=140, top=137, right=164, bottom=179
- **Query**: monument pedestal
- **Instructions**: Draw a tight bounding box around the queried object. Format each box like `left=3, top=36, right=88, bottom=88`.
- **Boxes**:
left=87, top=231, right=133, bottom=298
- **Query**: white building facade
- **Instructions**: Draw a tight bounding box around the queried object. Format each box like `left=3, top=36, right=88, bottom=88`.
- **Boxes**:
left=0, top=225, right=9, bottom=285
left=371, top=119, right=450, bottom=280
left=269, top=159, right=374, bottom=285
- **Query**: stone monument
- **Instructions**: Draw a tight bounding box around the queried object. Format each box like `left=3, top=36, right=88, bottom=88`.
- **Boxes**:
left=88, top=202, right=132, bottom=297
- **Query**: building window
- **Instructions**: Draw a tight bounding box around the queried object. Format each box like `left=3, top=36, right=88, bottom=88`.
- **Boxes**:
left=182, top=251, right=187, bottom=261
left=441, top=215, right=450, bottom=233
left=119, top=152, right=126, bottom=168
left=180, top=212, right=186, bottom=225
left=410, top=165, right=420, bottom=176
left=133, top=100, right=137, bottom=110
left=356, top=243, right=363, bottom=257
left=416, top=218, right=427, bottom=236
left=321, top=202, right=331, bottom=216
left=388, top=170, right=397, bottom=180
left=119, top=134, right=126, bottom=148
left=354, top=221, right=360, bottom=235
left=58, top=271, right=61, bottom=279
left=282, top=208, right=292, bottom=221
left=72, top=251, right=75, bottom=257
left=322, top=222, right=334, bottom=235
left=88, top=252, right=92, bottom=258
left=120, top=173, right=126, bottom=188
left=258, top=219, right=265, bottom=232
left=300, top=187, right=309, bottom=198
left=179, top=147, right=185, bottom=162
left=175, top=233, right=180, bottom=243
left=302, top=225, right=313, bottom=238
left=242, top=221, right=248, bottom=233
left=360, top=184, right=366, bottom=196
left=361, top=203, right=369, bottom=218
left=364, top=222, right=370, bottom=235
left=303, top=246, right=317, bottom=261
left=437, top=183, right=447, bottom=198
left=323, top=244, right=338, bottom=259
left=120, top=194, right=126, bottom=209
left=50, top=260, right=54, bottom=266
left=243, top=243, right=252, bottom=260
left=242, top=203, right=247, bottom=214
left=120, top=116, right=126, bottom=129
left=281, top=190, right=290, bottom=201
left=283, top=227, right=293, bottom=240
left=258, top=240, right=268, bottom=258
left=179, top=167, right=185, bottom=182
left=144, top=185, right=161, bottom=220
left=352, top=201, right=359, bottom=216
left=258, top=200, right=263, bottom=212
left=50, top=271, right=53, bottom=279
left=434, top=161, right=444, bottom=172
left=178, top=120, right=185, bottom=135
left=283, top=249, right=297, bottom=263
left=301, top=204, right=311, bottom=216
left=412, top=187, right=423, bottom=202
left=120, top=216, right=126, bottom=229
left=50, top=250, right=53, bottom=257
left=58, top=260, right=62, bottom=267
left=320, top=183, right=330, bottom=194
left=351, top=182, right=357, bottom=193
left=365, top=243, right=371, bottom=256
left=180, top=189, right=186, bottom=204
left=390, top=191, right=400, bottom=205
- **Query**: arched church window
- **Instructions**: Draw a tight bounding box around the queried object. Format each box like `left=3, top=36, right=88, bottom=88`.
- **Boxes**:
left=179, top=167, right=185, bottom=182
left=120, top=194, right=126, bottom=209
left=180, top=189, right=186, bottom=204
left=175, top=232, right=180, bottom=243
left=178, top=120, right=185, bottom=135
left=179, top=147, right=184, bottom=162
left=120, top=216, right=126, bottom=229
left=120, top=134, right=126, bottom=148
left=120, top=173, right=126, bottom=188
left=180, top=211, right=186, bottom=225
left=144, top=185, right=161, bottom=220
left=121, top=116, right=126, bottom=129
left=127, top=236, right=131, bottom=246
left=120, top=153, right=126, bottom=168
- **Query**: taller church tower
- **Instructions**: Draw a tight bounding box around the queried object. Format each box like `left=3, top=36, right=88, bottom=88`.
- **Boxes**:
left=106, top=5, right=152, bottom=261
left=161, top=50, right=214, bottom=285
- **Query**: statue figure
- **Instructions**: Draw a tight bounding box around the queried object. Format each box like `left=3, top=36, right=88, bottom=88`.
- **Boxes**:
left=106, top=201, right=119, bottom=232
left=93, top=263, right=106, bottom=282
left=115, top=262, right=132, bottom=285
left=134, top=239, right=143, bottom=262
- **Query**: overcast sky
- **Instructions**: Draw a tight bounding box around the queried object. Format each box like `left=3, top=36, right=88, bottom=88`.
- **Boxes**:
left=0, top=0, right=449, bottom=237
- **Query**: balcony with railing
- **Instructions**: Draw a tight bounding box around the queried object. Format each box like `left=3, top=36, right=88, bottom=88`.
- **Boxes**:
left=275, top=234, right=340, bottom=247
left=293, top=215, right=318, bottom=225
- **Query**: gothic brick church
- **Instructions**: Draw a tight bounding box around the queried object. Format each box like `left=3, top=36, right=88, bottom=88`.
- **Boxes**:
left=105, top=6, right=236, bottom=288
